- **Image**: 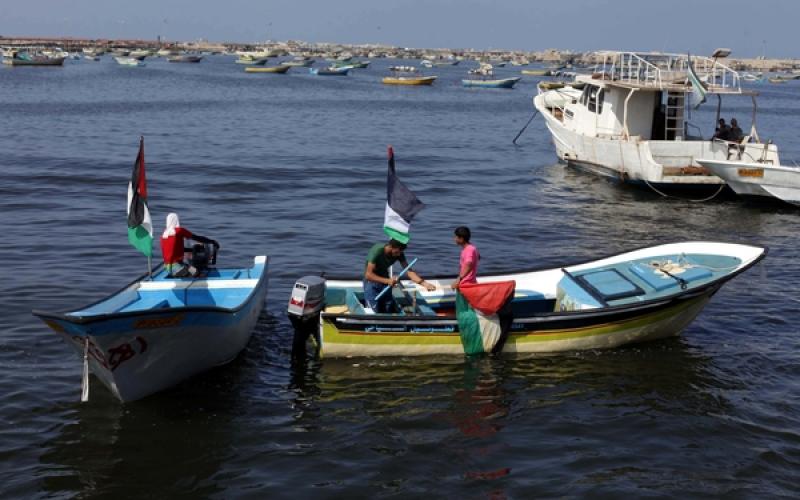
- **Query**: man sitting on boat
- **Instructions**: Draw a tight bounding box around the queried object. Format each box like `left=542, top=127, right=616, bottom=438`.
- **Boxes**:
left=364, top=239, right=435, bottom=313
left=451, top=226, right=479, bottom=291
left=728, top=118, right=744, bottom=143
left=161, top=212, right=219, bottom=277
left=713, top=118, right=731, bottom=141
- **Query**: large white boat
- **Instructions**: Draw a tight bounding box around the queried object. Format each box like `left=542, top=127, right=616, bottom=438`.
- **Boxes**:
left=533, top=51, right=781, bottom=189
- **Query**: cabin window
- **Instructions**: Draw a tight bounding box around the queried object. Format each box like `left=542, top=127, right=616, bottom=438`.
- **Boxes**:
left=588, top=86, right=603, bottom=114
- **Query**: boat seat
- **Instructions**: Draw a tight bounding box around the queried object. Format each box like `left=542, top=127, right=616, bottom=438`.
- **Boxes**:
left=345, top=289, right=367, bottom=315
left=573, top=269, right=645, bottom=302
left=629, top=263, right=712, bottom=291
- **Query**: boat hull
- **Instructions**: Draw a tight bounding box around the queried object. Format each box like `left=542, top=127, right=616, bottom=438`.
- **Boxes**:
left=697, top=159, right=800, bottom=205
left=34, top=257, right=269, bottom=402
left=382, top=76, right=437, bottom=85
left=320, top=292, right=712, bottom=357
left=462, top=77, right=521, bottom=88
left=311, top=68, right=350, bottom=76
left=245, top=65, right=290, bottom=73
left=3, top=57, right=66, bottom=66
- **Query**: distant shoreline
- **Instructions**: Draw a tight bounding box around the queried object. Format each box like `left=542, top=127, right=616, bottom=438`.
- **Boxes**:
left=1, top=35, right=797, bottom=71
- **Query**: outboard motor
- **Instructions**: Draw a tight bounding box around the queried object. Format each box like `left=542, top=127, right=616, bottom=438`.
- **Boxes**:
left=288, top=275, right=326, bottom=354
left=190, top=243, right=217, bottom=272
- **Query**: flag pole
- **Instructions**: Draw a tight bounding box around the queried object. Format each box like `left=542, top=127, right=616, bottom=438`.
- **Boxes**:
left=147, top=255, right=152, bottom=279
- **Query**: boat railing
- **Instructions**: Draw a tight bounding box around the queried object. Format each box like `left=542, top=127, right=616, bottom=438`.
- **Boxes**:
left=597, top=51, right=742, bottom=93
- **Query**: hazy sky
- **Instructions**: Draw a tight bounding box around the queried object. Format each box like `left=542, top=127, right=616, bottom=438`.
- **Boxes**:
left=2, top=0, right=797, bottom=57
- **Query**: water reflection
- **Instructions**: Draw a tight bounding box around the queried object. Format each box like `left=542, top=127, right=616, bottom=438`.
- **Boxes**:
left=38, top=313, right=281, bottom=499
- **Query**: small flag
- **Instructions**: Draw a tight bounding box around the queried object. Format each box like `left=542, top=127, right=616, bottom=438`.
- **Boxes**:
left=126, top=137, right=153, bottom=257
left=456, top=281, right=516, bottom=355
left=687, top=54, right=707, bottom=109
left=383, top=146, right=424, bottom=244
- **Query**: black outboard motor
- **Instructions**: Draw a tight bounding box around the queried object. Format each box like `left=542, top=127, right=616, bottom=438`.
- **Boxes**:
left=190, top=243, right=217, bottom=272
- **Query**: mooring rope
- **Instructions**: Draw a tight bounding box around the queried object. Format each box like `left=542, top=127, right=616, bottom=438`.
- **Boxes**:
left=642, top=178, right=726, bottom=203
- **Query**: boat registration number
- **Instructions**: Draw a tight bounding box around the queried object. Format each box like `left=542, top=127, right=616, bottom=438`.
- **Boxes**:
left=738, top=168, right=764, bottom=178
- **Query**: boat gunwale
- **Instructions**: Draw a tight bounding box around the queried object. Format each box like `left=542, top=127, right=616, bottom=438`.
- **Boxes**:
left=319, top=242, right=767, bottom=323
left=31, top=256, right=270, bottom=325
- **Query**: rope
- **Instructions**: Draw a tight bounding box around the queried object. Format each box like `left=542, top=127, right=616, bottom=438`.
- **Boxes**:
left=81, top=338, right=90, bottom=403
left=642, top=178, right=726, bottom=203
left=512, top=110, right=539, bottom=145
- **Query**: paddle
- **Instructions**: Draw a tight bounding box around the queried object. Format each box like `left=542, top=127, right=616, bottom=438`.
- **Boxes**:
left=375, top=258, right=418, bottom=302
left=512, top=110, right=539, bottom=145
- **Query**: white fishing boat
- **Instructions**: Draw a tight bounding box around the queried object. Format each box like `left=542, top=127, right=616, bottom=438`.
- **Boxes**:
left=696, top=158, right=800, bottom=205
left=114, top=56, right=145, bottom=67
left=533, top=50, right=781, bottom=190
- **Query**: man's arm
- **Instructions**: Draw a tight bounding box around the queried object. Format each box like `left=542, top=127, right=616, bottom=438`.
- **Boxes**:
left=399, top=258, right=436, bottom=291
left=191, top=234, right=220, bottom=248
left=452, top=260, right=475, bottom=290
left=365, top=262, right=394, bottom=286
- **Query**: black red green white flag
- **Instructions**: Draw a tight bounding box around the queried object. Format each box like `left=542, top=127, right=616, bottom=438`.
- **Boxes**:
left=126, top=137, right=153, bottom=257
left=383, top=146, right=424, bottom=244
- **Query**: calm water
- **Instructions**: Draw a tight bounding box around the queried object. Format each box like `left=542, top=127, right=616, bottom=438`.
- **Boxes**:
left=2, top=56, right=800, bottom=498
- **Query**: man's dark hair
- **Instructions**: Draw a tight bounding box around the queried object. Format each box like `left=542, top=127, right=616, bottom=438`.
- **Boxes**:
left=388, top=239, right=407, bottom=250
left=454, top=226, right=471, bottom=242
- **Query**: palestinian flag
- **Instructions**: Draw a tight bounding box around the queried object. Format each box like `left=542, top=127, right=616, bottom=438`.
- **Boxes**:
left=126, top=137, right=153, bottom=257
left=383, top=146, right=424, bottom=244
left=456, top=281, right=516, bottom=355
left=687, top=54, right=707, bottom=110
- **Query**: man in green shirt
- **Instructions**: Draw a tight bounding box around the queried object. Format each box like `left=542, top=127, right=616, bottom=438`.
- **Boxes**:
left=364, top=239, right=436, bottom=313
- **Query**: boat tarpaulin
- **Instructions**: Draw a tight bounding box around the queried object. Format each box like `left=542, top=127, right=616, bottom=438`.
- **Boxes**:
left=456, top=281, right=515, bottom=355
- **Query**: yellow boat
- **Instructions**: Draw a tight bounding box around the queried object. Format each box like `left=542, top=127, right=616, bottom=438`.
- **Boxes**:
left=244, top=65, right=290, bottom=74
left=382, top=75, right=437, bottom=86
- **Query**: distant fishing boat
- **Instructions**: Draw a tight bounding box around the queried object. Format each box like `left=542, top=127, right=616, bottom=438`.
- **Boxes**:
left=463, top=76, right=521, bottom=88
left=2, top=51, right=66, bottom=66
left=288, top=242, right=765, bottom=358
left=383, top=75, right=437, bottom=85
left=84, top=55, right=100, bottom=62
left=236, top=57, right=269, bottom=65
left=696, top=158, right=800, bottom=205
left=245, top=64, right=291, bottom=74
left=383, top=66, right=437, bottom=85
left=768, top=76, right=788, bottom=84
left=114, top=56, right=145, bottom=67
left=310, top=66, right=350, bottom=76
left=282, top=57, right=315, bottom=67
left=168, top=55, right=203, bottom=63
left=463, top=63, right=521, bottom=88
left=332, top=60, right=369, bottom=69
left=521, top=68, right=553, bottom=76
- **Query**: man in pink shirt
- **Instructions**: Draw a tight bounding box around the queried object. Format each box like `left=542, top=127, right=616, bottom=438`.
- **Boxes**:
left=452, top=226, right=479, bottom=290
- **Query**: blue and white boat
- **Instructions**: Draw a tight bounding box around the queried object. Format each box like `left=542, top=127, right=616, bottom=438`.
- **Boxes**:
left=33, top=256, right=269, bottom=402
left=310, top=66, right=350, bottom=76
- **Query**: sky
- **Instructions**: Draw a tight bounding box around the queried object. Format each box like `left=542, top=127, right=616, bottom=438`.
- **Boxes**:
left=1, top=0, right=797, bottom=58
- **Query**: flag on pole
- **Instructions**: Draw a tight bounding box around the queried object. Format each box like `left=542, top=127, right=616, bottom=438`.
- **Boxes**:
left=383, top=146, right=424, bottom=244
left=456, top=281, right=516, bottom=355
left=126, top=137, right=153, bottom=257
left=687, top=53, right=707, bottom=109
